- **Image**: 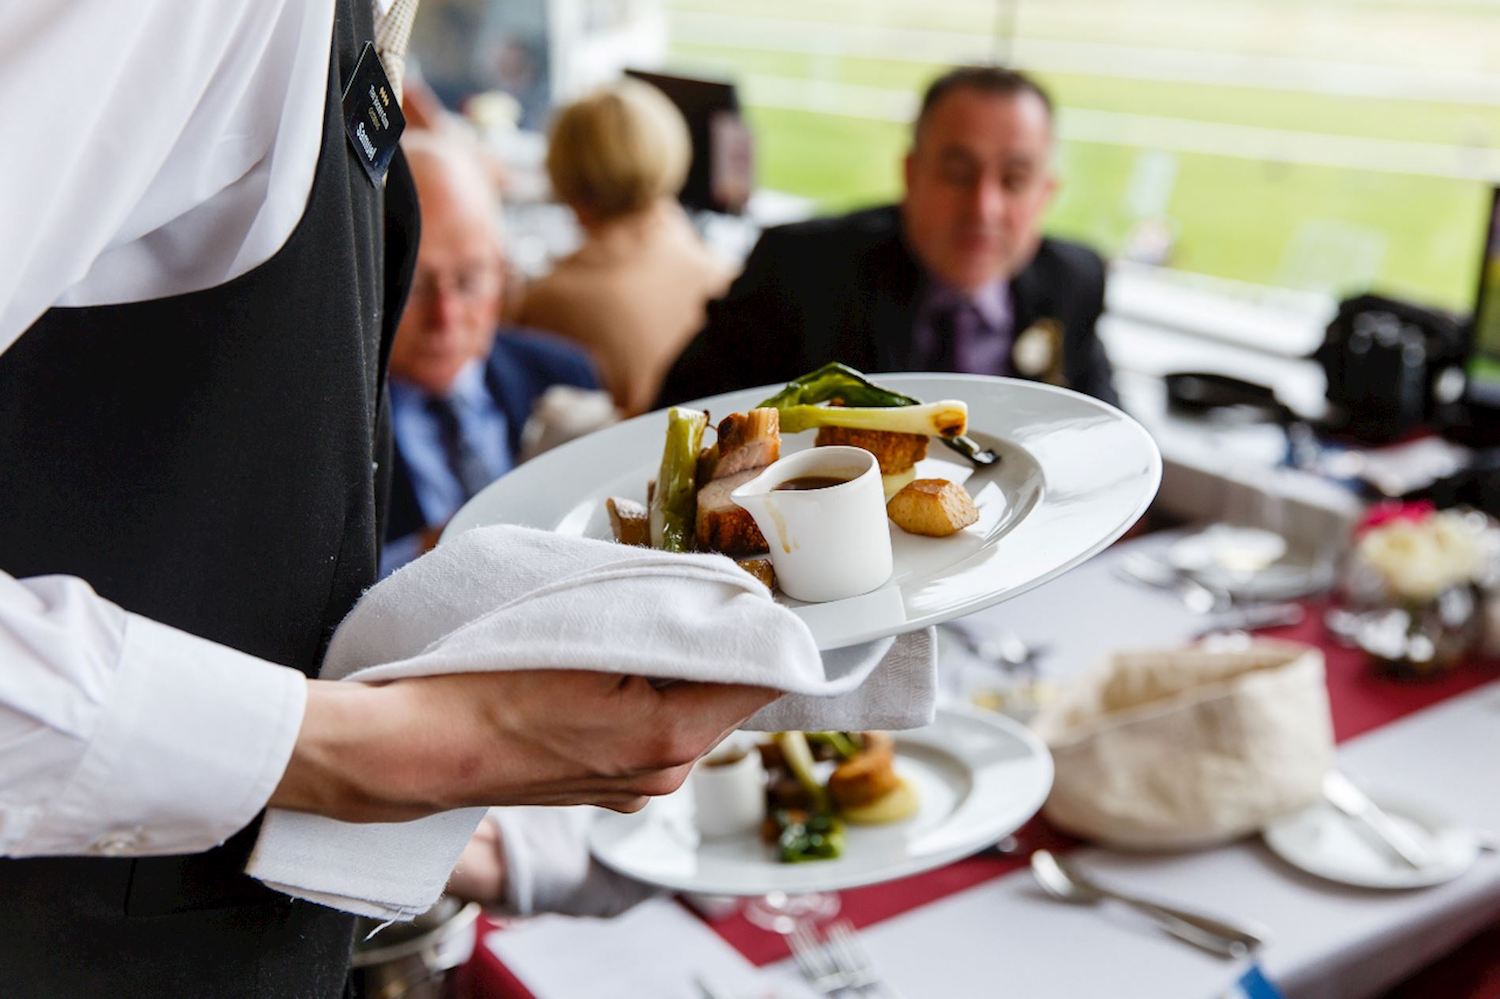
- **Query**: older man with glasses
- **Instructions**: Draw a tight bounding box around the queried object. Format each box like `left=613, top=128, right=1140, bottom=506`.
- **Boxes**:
left=381, top=129, right=606, bottom=574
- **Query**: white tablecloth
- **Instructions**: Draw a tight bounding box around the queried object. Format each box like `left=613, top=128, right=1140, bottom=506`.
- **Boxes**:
left=487, top=535, right=1500, bottom=999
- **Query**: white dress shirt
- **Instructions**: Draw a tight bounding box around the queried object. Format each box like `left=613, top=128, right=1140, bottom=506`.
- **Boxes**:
left=0, top=0, right=344, bottom=858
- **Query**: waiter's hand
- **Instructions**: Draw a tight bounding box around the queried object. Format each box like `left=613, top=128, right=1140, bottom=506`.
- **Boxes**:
left=269, top=671, right=778, bottom=823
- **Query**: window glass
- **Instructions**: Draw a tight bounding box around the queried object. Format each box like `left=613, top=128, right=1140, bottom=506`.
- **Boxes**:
left=664, top=0, right=1500, bottom=311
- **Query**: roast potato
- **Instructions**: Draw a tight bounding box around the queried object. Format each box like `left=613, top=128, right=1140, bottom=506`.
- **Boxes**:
left=887, top=478, right=979, bottom=537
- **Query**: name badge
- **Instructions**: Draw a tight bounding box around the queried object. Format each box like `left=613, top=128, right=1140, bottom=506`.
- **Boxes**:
left=342, top=42, right=405, bottom=186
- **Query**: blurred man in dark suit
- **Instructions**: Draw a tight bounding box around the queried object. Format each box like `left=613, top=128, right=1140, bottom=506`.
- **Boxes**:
left=382, top=131, right=604, bottom=573
left=658, top=66, right=1117, bottom=407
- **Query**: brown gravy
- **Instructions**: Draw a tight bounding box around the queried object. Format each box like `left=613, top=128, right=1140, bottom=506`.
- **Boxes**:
left=774, top=474, right=853, bottom=492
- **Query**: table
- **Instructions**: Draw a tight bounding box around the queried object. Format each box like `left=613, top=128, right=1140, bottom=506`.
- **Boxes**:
left=466, top=532, right=1500, bottom=998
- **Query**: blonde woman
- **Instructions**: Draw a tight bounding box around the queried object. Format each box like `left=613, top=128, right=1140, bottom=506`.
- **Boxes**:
left=516, top=80, right=734, bottom=416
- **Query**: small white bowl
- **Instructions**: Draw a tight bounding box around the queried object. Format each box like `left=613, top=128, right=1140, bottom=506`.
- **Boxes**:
left=730, top=446, right=894, bottom=603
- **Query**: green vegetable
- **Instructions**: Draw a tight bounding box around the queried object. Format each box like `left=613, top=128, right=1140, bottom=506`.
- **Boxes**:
left=806, top=731, right=863, bottom=759
left=773, top=731, right=829, bottom=813
left=758, top=362, right=968, bottom=438
left=775, top=810, right=846, bottom=863
left=757, top=362, right=920, bottom=410
left=774, top=400, right=967, bottom=438
left=648, top=407, right=707, bottom=551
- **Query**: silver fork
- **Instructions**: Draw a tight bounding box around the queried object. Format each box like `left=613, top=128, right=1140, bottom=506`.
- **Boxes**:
left=787, top=922, right=846, bottom=996
left=825, top=920, right=906, bottom=999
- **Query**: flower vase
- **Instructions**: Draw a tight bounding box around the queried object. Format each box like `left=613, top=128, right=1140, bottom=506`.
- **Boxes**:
left=1360, top=584, right=1483, bottom=681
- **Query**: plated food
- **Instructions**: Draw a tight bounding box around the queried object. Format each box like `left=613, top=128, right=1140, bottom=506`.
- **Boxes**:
left=449, top=373, right=1158, bottom=651
left=888, top=478, right=980, bottom=537
left=587, top=707, right=1055, bottom=895
left=693, top=731, right=921, bottom=864
left=603, top=364, right=988, bottom=596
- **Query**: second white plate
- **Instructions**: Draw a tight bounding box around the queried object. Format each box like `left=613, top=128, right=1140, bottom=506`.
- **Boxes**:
left=587, top=707, right=1053, bottom=896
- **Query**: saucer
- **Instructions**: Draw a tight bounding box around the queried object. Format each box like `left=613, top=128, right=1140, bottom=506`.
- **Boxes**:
left=1263, top=792, right=1480, bottom=889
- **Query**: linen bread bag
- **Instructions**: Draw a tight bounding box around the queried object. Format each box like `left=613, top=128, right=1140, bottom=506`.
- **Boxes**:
left=1032, top=639, right=1333, bottom=849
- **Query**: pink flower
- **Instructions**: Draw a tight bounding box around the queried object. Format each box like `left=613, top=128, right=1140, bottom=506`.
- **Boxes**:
left=1355, top=500, right=1436, bottom=538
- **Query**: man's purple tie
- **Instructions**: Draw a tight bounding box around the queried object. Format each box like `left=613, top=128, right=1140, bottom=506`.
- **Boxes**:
left=929, top=299, right=1008, bottom=375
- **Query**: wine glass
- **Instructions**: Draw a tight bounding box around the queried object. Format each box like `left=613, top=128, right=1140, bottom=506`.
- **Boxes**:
left=741, top=889, right=840, bottom=935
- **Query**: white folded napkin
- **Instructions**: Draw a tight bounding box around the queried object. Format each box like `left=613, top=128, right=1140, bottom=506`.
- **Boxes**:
left=248, top=525, right=935, bottom=920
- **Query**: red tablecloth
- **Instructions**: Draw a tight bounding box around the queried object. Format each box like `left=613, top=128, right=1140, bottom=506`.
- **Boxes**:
left=464, top=600, right=1500, bottom=996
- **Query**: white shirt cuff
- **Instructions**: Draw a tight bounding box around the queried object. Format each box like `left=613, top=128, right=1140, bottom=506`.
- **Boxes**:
left=493, top=806, right=657, bottom=918
left=19, top=613, right=307, bottom=857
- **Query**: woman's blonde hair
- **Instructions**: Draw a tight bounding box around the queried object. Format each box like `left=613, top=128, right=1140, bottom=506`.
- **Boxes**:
left=546, top=79, right=691, bottom=223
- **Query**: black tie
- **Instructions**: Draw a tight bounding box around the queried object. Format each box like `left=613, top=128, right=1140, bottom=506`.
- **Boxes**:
left=425, top=396, right=495, bottom=500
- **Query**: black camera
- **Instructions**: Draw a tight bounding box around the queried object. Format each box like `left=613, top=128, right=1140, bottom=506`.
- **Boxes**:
left=1314, top=293, right=1469, bottom=444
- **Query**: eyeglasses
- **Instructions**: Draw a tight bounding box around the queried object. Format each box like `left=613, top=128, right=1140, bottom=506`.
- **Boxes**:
left=408, top=266, right=501, bottom=306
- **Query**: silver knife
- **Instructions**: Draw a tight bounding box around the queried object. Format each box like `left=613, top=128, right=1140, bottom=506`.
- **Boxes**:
left=1322, top=771, right=1436, bottom=870
left=1191, top=602, right=1304, bottom=638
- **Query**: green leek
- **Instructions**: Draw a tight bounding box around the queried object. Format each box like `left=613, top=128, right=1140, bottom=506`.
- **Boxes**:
left=773, top=731, right=830, bottom=813
left=648, top=407, right=707, bottom=551
left=775, top=400, right=968, bottom=438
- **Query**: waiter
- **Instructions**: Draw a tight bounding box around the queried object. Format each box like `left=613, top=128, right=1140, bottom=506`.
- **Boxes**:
left=0, top=3, right=775, bottom=995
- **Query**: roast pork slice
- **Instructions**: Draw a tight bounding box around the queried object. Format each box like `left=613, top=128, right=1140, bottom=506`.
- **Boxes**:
left=709, top=408, right=781, bottom=481
left=695, top=469, right=769, bottom=556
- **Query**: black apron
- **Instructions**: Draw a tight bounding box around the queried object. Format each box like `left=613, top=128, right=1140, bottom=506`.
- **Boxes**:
left=0, top=0, right=418, bottom=994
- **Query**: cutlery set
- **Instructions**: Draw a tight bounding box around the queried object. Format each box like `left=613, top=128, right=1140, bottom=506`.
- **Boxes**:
left=788, top=920, right=905, bottom=998
left=1116, top=551, right=1307, bottom=637
left=1028, top=771, right=1487, bottom=959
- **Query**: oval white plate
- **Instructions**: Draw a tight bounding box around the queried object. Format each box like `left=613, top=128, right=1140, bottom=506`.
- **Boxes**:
left=447, top=374, right=1161, bottom=650
left=1263, top=792, right=1480, bottom=889
left=586, top=707, right=1053, bottom=895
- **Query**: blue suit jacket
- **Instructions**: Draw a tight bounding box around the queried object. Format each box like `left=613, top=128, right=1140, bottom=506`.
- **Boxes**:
left=384, top=326, right=599, bottom=543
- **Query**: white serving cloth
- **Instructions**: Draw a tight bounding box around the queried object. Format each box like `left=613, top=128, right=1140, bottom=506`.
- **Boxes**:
left=247, top=525, right=934, bottom=919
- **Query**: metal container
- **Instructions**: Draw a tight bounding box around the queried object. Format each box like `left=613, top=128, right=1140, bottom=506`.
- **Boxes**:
left=351, top=897, right=481, bottom=999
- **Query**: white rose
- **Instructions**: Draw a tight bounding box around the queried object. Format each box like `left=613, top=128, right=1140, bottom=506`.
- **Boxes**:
left=1357, top=512, right=1484, bottom=603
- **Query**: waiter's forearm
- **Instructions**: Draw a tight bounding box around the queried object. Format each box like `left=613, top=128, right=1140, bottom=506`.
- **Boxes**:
left=267, top=680, right=410, bottom=822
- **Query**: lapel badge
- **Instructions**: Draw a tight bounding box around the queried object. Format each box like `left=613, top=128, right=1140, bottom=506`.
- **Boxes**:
left=1012, top=318, right=1064, bottom=384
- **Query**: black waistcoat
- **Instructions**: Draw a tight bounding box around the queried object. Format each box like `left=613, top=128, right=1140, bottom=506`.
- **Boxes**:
left=0, top=1, right=418, bottom=994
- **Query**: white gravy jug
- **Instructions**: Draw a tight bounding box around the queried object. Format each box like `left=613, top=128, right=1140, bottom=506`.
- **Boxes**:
left=730, top=445, right=894, bottom=603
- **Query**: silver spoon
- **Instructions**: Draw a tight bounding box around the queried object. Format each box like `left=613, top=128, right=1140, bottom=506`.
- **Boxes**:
left=939, top=620, right=1049, bottom=675
left=1030, top=850, right=1266, bottom=958
left=1116, top=553, right=1229, bottom=614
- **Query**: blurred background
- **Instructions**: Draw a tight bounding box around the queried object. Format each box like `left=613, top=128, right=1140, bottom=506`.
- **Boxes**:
left=410, top=0, right=1500, bottom=310
left=381, top=7, right=1500, bottom=996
